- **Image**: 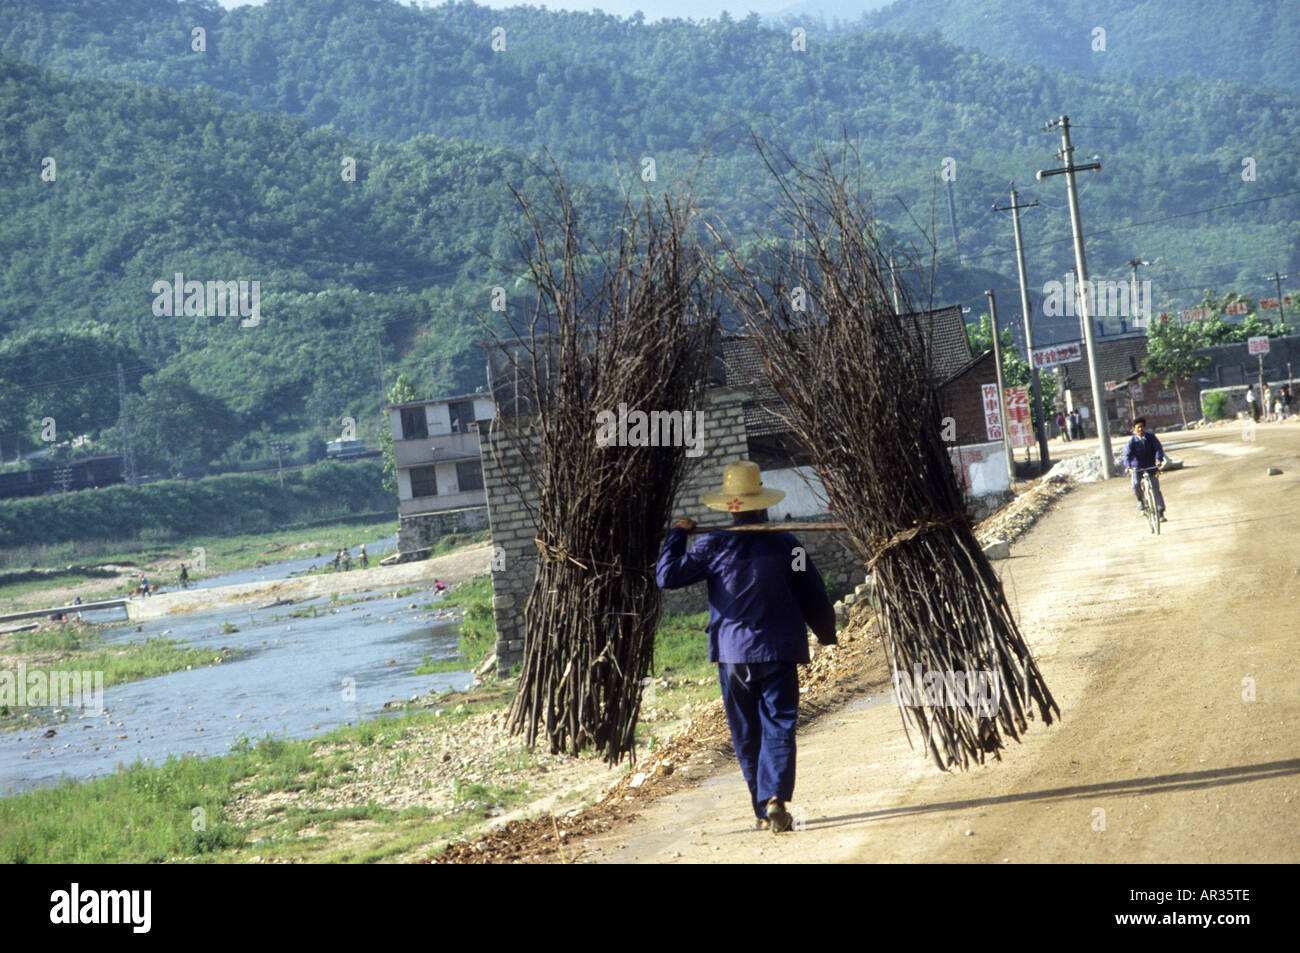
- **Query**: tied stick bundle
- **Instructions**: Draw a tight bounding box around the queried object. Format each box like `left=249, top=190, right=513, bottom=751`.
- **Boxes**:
left=487, top=170, right=716, bottom=766
left=713, top=141, right=1059, bottom=770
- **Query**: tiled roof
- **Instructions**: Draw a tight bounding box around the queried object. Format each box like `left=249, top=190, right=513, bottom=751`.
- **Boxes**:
left=720, top=305, right=973, bottom=435
left=1058, top=333, right=1149, bottom=391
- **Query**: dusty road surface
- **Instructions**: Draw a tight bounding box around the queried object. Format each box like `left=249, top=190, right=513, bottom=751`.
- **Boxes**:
left=581, top=423, right=1300, bottom=863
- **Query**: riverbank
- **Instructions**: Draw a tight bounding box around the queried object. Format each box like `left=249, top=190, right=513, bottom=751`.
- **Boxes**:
left=0, top=600, right=721, bottom=862
left=0, top=516, right=420, bottom=613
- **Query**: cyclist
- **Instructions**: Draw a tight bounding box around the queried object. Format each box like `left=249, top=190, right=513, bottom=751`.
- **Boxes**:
left=1123, top=416, right=1167, bottom=521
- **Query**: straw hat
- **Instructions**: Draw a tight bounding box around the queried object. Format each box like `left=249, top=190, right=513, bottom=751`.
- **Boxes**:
left=701, top=461, right=785, bottom=513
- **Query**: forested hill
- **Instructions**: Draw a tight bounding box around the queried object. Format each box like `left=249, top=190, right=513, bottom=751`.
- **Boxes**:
left=0, top=56, right=586, bottom=469
left=851, top=0, right=1300, bottom=93
left=4, top=0, right=1299, bottom=297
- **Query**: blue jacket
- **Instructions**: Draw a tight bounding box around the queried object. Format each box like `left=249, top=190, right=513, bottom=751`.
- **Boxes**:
left=655, top=525, right=837, bottom=664
left=1123, top=432, right=1165, bottom=471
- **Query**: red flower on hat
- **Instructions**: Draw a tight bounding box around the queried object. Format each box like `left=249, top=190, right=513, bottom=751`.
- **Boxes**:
left=726, top=497, right=744, bottom=511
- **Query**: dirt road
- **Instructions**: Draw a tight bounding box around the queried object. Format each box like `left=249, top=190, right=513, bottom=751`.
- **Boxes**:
left=581, top=423, right=1300, bottom=863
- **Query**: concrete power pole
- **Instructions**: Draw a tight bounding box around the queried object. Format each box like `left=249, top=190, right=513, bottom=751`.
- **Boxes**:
left=116, top=362, right=138, bottom=487
left=993, top=184, right=1049, bottom=469
left=888, top=253, right=903, bottom=314
left=1265, top=271, right=1289, bottom=332
left=1128, top=259, right=1152, bottom=330
left=1038, top=116, right=1114, bottom=478
left=986, top=290, right=1016, bottom=483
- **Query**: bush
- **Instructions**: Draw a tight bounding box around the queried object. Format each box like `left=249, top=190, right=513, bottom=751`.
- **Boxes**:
left=0, top=461, right=391, bottom=547
left=1202, top=391, right=1229, bottom=421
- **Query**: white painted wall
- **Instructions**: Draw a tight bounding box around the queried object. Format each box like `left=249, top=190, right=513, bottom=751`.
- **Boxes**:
left=761, top=466, right=831, bottom=519
left=949, top=441, right=1011, bottom=496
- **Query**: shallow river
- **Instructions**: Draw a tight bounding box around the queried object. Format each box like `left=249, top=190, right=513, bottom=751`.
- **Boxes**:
left=0, top=539, right=471, bottom=796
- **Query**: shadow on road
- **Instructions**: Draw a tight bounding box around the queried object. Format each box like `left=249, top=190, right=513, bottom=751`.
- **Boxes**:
left=801, top=758, right=1300, bottom=830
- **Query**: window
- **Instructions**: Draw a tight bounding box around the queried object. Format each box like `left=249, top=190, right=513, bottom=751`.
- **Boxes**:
left=410, top=465, right=438, bottom=498
left=448, top=401, right=476, bottom=434
left=400, top=407, right=428, bottom=440
left=456, top=461, right=484, bottom=492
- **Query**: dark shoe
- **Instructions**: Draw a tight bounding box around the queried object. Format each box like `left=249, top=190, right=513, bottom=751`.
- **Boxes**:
left=766, top=797, right=793, bottom=833
left=755, top=818, right=770, bottom=831
left=1159, top=511, right=1167, bottom=522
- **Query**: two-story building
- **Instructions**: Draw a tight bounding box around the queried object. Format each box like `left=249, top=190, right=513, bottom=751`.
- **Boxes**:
left=387, top=392, right=495, bottom=553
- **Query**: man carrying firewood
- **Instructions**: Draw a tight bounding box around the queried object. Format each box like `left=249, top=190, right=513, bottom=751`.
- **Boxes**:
left=656, top=460, right=838, bottom=833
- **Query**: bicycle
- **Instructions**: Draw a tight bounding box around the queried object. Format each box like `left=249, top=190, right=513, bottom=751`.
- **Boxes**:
left=1133, top=465, right=1162, bottom=535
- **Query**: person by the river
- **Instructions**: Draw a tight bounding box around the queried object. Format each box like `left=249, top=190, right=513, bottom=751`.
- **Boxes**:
left=178, top=563, right=189, bottom=589
left=359, top=544, right=368, bottom=569
left=342, top=549, right=352, bottom=572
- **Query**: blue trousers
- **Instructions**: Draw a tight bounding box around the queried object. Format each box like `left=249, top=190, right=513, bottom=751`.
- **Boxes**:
left=718, top=661, right=799, bottom=819
left=1130, top=470, right=1165, bottom=512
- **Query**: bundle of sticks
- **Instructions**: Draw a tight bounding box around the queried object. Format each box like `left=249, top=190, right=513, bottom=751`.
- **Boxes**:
left=487, top=171, right=717, bottom=765
left=712, top=141, right=1059, bottom=770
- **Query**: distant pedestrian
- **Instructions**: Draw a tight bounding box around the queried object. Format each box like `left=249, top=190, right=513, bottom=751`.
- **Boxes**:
left=140, top=575, right=150, bottom=597
left=1246, top=385, right=1260, bottom=422
left=342, top=549, right=352, bottom=572
left=359, top=544, right=368, bottom=569
left=178, top=563, right=189, bottom=589
left=332, top=550, right=342, bottom=572
left=1264, top=385, right=1273, bottom=421
left=1055, top=411, right=1068, bottom=441
left=1282, top=384, right=1293, bottom=418
left=434, top=580, right=446, bottom=594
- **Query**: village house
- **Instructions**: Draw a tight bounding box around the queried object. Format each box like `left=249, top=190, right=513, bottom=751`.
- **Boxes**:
left=386, top=392, right=495, bottom=553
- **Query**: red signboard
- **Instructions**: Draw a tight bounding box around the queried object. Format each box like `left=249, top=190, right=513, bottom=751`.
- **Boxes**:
left=1005, top=386, right=1032, bottom=447
left=1258, top=298, right=1279, bottom=311
left=1031, top=341, right=1082, bottom=369
left=981, top=383, right=1003, bottom=440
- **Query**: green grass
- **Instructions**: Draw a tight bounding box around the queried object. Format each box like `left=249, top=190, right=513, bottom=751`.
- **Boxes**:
left=651, top=610, right=711, bottom=676
left=416, top=576, right=496, bottom=674
left=0, top=696, right=510, bottom=864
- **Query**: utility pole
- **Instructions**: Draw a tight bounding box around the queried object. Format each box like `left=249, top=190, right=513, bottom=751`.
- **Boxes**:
left=888, top=253, right=903, bottom=314
left=1128, top=258, right=1153, bottom=330
left=944, top=178, right=963, bottom=263
left=986, top=290, right=1015, bottom=483
left=1038, top=116, right=1114, bottom=478
left=376, top=330, right=388, bottom=401
left=272, top=439, right=287, bottom=489
left=993, top=184, right=1049, bottom=469
left=116, top=362, right=137, bottom=487
left=1265, top=271, right=1289, bottom=332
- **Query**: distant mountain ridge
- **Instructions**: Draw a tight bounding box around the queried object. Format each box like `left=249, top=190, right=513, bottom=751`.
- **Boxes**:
left=853, top=0, right=1300, bottom=92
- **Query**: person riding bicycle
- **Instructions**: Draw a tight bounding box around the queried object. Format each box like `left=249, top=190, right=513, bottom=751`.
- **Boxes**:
left=1123, top=416, right=1167, bottom=521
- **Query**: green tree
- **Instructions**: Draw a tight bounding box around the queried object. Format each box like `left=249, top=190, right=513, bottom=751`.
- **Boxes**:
left=379, top=373, right=421, bottom=495
left=1141, top=319, right=1210, bottom=429
left=131, top=369, right=240, bottom=475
